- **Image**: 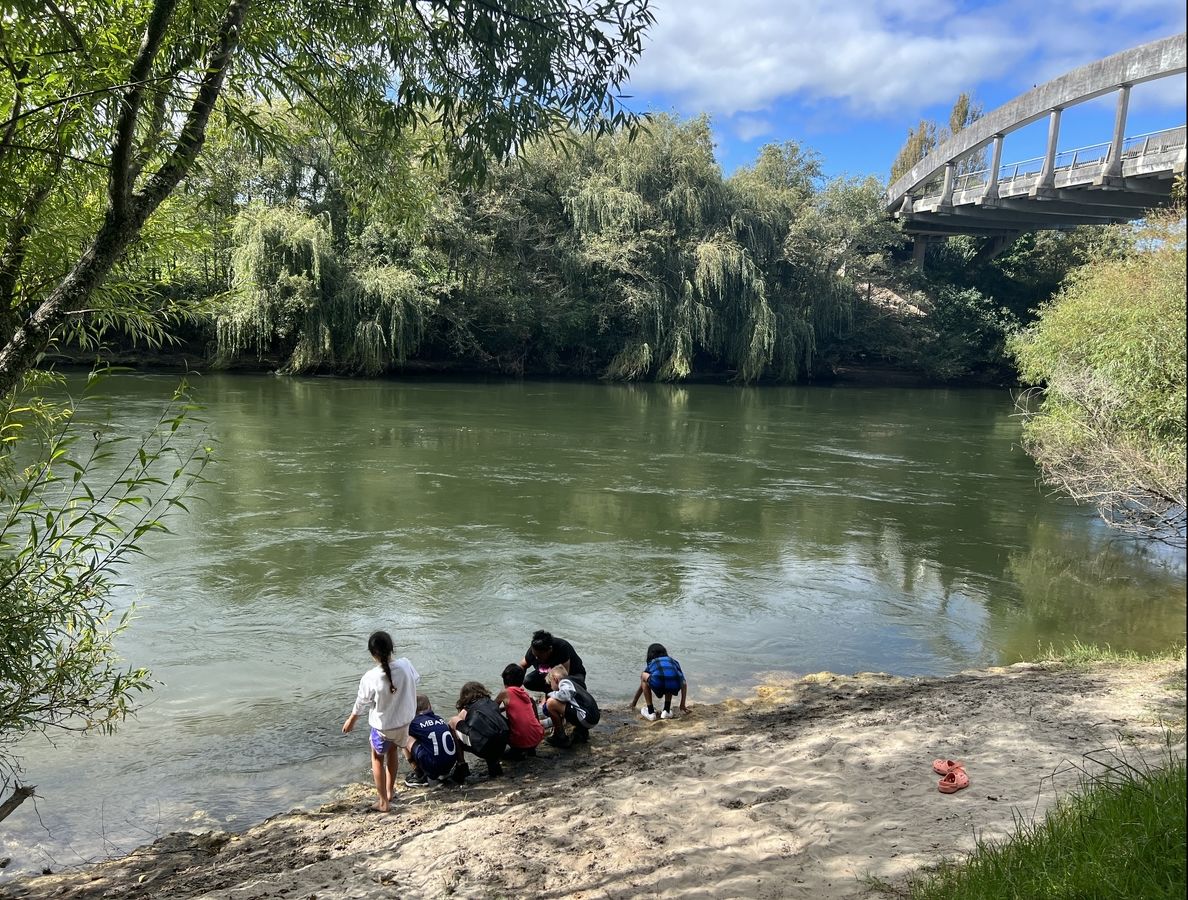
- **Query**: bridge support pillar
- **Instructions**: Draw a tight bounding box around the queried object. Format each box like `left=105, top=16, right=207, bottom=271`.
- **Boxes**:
left=1036, top=108, right=1062, bottom=193
left=1102, top=84, right=1131, bottom=181
left=911, top=237, right=929, bottom=269
left=982, top=135, right=1004, bottom=201
left=939, top=162, right=956, bottom=207
left=970, top=233, right=1019, bottom=266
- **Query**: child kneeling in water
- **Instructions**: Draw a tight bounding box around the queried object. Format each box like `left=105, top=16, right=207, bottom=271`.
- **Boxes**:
left=403, top=694, right=458, bottom=786
left=448, top=682, right=510, bottom=781
left=631, top=642, right=688, bottom=721
left=544, top=665, right=600, bottom=748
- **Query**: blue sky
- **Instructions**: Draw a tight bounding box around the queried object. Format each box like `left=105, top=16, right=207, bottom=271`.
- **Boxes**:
left=621, top=0, right=1187, bottom=180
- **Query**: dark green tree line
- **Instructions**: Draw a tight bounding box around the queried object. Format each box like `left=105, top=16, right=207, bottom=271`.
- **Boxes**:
left=208, top=114, right=906, bottom=382
left=0, top=0, right=654, bottom=394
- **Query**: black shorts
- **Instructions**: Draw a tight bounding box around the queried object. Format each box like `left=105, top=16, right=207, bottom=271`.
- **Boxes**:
left=564, top=706, right=588, bottom=728
left=463, top=735, right=507, bottom=760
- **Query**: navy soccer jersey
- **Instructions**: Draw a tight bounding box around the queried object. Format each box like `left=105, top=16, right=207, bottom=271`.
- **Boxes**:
left=408, top=711, right=457, bottom=777
left=646, top=656, right=685, bottom=696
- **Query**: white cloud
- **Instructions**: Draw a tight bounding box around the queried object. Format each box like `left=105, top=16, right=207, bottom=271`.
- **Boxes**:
left=1128, top=73, right=1188, bottom=112
left=732, top=114, right=774, bottom=141
left=626, top=0, right=1187, bottom=118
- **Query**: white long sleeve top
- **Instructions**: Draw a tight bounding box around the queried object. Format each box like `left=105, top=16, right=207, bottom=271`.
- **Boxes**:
left=352, top=657, right=420, bottom=732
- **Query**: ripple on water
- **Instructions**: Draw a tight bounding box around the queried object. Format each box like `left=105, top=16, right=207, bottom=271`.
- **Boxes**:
left=3, top=374, right=1181, bottom=881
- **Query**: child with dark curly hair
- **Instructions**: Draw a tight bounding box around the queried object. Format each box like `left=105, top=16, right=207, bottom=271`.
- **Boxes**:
left=447, top=681, right=509, bottom=781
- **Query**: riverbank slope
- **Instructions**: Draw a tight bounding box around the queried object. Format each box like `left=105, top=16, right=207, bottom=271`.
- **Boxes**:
left=4, top=658, right=1183, bottom=900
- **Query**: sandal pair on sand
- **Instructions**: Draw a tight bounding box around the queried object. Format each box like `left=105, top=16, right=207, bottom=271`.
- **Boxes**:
left=933, top=758, right=969, bottom=793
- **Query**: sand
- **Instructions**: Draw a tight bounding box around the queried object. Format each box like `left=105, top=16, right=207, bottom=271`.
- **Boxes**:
left=2, top=657, right=1183, bottom=900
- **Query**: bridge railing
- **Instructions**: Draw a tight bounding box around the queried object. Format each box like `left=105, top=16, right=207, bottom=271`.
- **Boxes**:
left=998, top=155, right=1045, bottom=183
left=1053, top=142, right=1111, bottom=172
left=1121, top=126, right=1187, bottom=158
left=910, top=125, right=1187, bottom=203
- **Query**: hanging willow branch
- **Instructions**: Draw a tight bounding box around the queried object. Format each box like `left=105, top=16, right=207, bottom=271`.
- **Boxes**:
left=218, top=205, right=434, bottom=374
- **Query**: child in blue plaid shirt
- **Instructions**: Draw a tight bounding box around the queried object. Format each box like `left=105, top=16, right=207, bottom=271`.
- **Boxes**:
left=630, top=643, right=688, bottom=721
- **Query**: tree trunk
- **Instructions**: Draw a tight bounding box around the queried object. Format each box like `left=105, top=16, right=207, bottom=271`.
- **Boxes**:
left=0, top=784, right=36, bottom=824
left=0, top=0, right=250, bottom=397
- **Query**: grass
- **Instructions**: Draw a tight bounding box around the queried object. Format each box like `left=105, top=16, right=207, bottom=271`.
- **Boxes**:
left=1031, top=639, right=1186, bottom=667
left=908, top=750, right=1187, bottom=900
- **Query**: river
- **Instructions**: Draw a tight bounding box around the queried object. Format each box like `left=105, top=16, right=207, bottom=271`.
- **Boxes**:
left=2, top=373, right=1183, bottom=876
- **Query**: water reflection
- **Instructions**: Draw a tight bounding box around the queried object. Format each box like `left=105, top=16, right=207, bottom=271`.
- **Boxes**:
left=3, top=374, right=1182, bottom=877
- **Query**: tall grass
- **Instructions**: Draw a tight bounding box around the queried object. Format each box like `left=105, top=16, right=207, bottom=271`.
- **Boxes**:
left=1034, top=639, right=1187, bottom=667
left=911, top=751, right=1187, bottom=899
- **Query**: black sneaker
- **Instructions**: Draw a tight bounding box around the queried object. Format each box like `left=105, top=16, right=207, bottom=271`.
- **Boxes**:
left=572, top=725, right=589, bottom=744
left=404, top=770, right=430, bottom=787
left=546, top=731, right=571, bottom=748
left=450, top=762, right=471, bottom=784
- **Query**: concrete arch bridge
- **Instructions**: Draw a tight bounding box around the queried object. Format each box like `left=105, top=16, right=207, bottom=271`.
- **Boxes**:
left=885, top=34, right=1186, bottom=260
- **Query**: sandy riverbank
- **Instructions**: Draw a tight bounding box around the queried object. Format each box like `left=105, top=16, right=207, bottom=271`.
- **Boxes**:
left=3, top=657, right=1183, bottom=900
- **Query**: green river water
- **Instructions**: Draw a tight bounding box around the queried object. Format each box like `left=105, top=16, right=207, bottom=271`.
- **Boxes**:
left=2, top=373, right=1183, bottom=875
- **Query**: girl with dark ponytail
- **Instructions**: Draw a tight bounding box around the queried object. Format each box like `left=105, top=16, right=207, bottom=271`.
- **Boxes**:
left=342, top=630, right=420, bottom=812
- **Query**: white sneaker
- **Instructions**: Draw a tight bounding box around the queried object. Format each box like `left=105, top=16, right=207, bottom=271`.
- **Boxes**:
left=639, top=707, right=658, bottom=721
left=660, top=709, right=673, bottom=719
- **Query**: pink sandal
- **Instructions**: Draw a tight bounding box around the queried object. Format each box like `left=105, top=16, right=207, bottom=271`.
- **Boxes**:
left=932, top=759, right=963, bottom=775
left=938, top=768, right=970, bottom=793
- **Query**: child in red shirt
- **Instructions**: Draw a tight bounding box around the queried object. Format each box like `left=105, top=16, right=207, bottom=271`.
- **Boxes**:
left=496, top=663, right=544, bottom=759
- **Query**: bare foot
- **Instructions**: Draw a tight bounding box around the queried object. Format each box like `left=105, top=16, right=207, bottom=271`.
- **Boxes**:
left=369, top=802, right=389, bottom=813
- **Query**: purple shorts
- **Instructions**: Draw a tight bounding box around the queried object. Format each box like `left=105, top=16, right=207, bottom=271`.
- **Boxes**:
left=369, top=726, right=408, bottom=755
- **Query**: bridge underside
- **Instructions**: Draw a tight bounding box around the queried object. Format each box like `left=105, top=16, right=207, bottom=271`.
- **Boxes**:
left=898, top=147, right=1184, bottom=238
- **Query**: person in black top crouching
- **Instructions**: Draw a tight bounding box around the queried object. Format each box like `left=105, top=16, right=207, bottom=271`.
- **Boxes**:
left=519, top=630, right=586, bottom=692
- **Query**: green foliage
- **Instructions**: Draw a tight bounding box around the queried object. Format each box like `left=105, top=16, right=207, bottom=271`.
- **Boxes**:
left=888, top=226, right=1136, bottom=384
left=911, top=750, right=1186, bottom=900
left=912, top=285, right=1020, bottom=383
left=890, top=92, right=984, bottom=183
left=0, top=0, right=654, bottom=394
left=0, top=373, right=211, bottom=813
left=214, top=115, right=876, bottom=383
left=1009, top=212, right=1186, bottom=541
left=931, top=227, right=1135, bottom=321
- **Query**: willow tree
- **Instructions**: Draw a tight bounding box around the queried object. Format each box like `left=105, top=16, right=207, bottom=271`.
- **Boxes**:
left=566, top=115, right=777, bottom=382
left=218, top=204, right=437, bottom=374
left=0, top=0, right=654, bottom=395
left=207, top=99, right=452, bottom=373
left=728, top=141, right=852, bottom=381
